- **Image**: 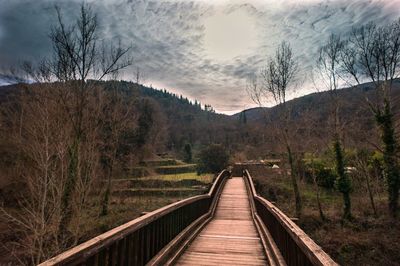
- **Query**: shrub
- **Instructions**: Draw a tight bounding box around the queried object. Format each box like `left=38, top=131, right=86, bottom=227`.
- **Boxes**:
left=304, top=160, right=336, bottom=189
left=183, top=143, right=192, bottom=163
left=196, top=144, right=229, bottom=174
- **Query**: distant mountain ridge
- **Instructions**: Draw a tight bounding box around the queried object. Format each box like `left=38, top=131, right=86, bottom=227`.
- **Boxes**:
left=233, top=79, right=400, bottom=124
left=0, top=74, right=21, bottom=86
left=0, top=73, right=32, bottom=87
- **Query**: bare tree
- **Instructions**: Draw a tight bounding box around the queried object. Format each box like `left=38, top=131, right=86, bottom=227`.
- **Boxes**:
left=340, top=19, right=400, bottom=218
left=309, top=150, right=327, bottom=221
left=100, top=83, right=137, bottom=216
left=134, top=66, right=147, bottom=85
left=248, top=41, right=302, bottom=218
left=45, top=3, right=132, bottom=239
left=0, top=3, right=134, bottom=263
left=354, top=150, right=378, bottom=216
left=317, top=34, right=352, bottom=220
left=1, top=84, right=71, bottom=264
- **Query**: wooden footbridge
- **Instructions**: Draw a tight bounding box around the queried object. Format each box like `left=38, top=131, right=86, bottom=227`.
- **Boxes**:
left=39, top=169, right=337, bottom=266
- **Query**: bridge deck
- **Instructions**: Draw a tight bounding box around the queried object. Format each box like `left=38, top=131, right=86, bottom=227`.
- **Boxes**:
left=175, top=177, right=267, bottom=265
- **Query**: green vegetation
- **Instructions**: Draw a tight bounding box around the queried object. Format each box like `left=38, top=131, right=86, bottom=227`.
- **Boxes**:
left=196, top=144, right=230, bottom=174
left=183, top=143, right=193, bottom=163
left=376, top=101, right=400, bottom=218
left=250, top=165, right=400, bottom=266
left=334, top=140, right=352, bottom=220
left=155, top=164, right=197, bottom=174
left=142, top=172, right=213, bottom=183
left=340, top=20, right=400, bottom=217
left=135, top=99, right=155, bottom=152
left=303, top=160, right=336, bottom=190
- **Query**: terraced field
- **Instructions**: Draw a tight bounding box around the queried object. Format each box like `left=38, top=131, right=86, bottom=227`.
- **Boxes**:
left=81, top=159, right=214, bottom=248
left=114, top=159, right=213, bottom=198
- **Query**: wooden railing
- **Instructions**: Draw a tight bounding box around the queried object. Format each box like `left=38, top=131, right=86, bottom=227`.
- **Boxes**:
left=39, top=170, right=230, bottom=266
left=243, top=169, right=338, bottom=266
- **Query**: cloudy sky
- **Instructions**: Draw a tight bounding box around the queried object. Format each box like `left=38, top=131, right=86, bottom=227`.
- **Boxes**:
left=0, top=0, right=399, bottom=114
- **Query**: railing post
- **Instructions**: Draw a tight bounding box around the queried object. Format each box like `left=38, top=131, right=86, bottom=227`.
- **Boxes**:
left=117, top=238, right=126, bottom=265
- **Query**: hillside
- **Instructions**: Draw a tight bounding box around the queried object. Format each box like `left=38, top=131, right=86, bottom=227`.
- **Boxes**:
left=235, top=80, right=400, bottom=121
left=234, top=80, right=400, bottom=150
left=0, top=80, right=244, bottom=156
left=85, top=78, right=400, bottom=156
left=2, top=79, right=399, bottom=158
left=1, top=78, right=400, bottom=266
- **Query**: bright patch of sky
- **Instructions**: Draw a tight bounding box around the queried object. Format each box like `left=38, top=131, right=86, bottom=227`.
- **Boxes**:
left=203, top=8, right=259, bottom=62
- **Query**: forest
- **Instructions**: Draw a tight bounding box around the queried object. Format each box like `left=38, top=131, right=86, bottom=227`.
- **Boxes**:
left=0, top=2, right=400, bottom=266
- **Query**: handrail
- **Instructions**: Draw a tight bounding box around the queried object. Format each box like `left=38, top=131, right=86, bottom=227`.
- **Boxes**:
left=147, top=168, right=229, bottom=265
left=39, top=170, right=230, bottom=266
left=243, top=169, right=338, bottom=266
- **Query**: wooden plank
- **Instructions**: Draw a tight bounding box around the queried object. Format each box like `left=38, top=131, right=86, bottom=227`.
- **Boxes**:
left=175, top=177, right=268, bottom=266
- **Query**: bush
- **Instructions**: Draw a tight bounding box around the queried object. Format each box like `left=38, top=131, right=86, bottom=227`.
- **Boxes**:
left=317, top=168, right=336, bottom=189
left=196, top=144, right=229, bottom=174
left=304, top=160, right=336, bottom=189
left=183, top=143, right=192, bottom=163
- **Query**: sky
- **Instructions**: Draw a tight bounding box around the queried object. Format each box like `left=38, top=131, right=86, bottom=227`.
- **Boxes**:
left=0, top=0, right=399, bottom=114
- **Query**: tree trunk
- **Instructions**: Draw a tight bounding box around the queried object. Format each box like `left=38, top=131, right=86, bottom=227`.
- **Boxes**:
left=366, top=170, right=377, bottom=217
left=101, top=163, right=113, bottom=216
left=359, top=162, right=378, bottom=216
left=316, top=183, right=326, bottom=221
left=287, top=145, right=302, bottom=218
left=343, top=192, right=351, bottom=220
left=311, top=157, right=326, bottom=221
left=334, top=138, right=352, bottom=220
left=377, top=99, right=400, bottom=218
left=58, top=138, right=79, bottom=240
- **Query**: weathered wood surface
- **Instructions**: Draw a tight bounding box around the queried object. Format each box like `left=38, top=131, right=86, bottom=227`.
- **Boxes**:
left=243, top=169, right=338, bottom=266
left=38, top=169, right=337, bottom=266
left=176, top=177, right=268, bottom=265
left=39, top=171, right=230, bottom=266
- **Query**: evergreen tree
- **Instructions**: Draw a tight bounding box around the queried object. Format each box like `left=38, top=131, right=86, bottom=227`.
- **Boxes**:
left=135, top=100, right=154, bottom=148
left=239, top=111, right=247, bottom=124
left=183, top=143, right=192, bottom=163
left=334, top=140, right=352, bottom=219
left=376, top=100, right=400, bottom=217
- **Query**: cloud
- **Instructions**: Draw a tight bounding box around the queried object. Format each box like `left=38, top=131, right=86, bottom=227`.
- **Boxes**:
left=0, top=0, right=399, bottom=113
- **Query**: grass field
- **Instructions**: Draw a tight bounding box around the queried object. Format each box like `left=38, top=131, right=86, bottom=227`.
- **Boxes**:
left=142, top=172, right=213, bottom=183
left=154, top=164, right=197, bottom=175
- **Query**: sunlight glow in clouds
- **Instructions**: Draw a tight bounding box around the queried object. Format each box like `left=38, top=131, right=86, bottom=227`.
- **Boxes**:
left=203, top=8, right=259, bottom=62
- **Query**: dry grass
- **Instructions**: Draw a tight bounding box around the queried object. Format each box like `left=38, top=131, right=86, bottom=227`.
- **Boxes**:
left=142, top=172, right=213, bottom=183
left=0, top=171, right=212, bottom=265
left=78, top=194, right=192, bottom=241
left=250, top=167, right=400, bottom=266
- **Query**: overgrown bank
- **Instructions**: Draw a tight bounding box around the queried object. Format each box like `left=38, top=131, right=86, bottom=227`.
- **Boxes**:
left=249, top=165, right=400, bottom=266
